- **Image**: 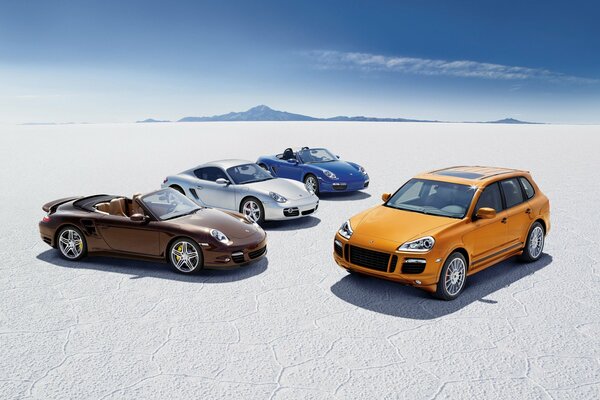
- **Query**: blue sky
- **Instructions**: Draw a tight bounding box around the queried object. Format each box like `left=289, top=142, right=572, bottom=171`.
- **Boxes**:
left=1, top=0, right=599, bottom=123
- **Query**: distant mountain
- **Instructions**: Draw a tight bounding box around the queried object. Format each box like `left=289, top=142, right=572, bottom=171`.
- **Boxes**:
left=141, top=105, right=542, bottom=124
left=179, top=105, right=318, bottom=122
left=484, top=118, right=540, bottom=124
left=136, top=118, right=170, bottom=123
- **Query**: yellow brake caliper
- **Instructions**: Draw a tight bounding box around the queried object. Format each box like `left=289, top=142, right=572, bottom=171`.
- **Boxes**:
left=176, top=244, right=183, bottom=262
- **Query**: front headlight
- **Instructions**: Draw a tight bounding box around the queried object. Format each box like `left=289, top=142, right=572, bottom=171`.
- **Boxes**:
left=269, top=192, right=287, bottom=203
left=210, top=229, right=229, bottom=244
left=323, top=170, right=338, bottom=180
left=398, top=236, right=435, bottom=252
left=338, top=220, right=353, bottom=240
left=357, top=165, right=367, bottom=175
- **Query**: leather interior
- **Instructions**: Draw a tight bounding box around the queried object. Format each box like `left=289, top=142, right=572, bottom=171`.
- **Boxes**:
left=282, top=148, right=294, bottom=160
left=130, top=193, right=144, bottom=216
left=109, top=198, right=127, bottom=217
left=96, top=202, right=110, bottom=214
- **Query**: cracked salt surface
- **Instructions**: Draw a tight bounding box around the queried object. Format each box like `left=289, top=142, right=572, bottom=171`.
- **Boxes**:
left=1, top=122, right=599, bottom=399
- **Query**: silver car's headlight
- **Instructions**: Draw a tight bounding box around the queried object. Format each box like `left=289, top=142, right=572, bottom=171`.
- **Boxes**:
left=338, top=220, right=353, bottom=240
left=210, top=229, right=229, bottom=244
left=269, top=192, right=287, bottom=203
left=398, top=236, right=435, bottom=252
left=323, top=170, right=338, bottom=180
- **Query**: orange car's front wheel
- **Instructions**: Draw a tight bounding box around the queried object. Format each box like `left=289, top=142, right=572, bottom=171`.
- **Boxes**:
left=434, top=252, right=467, bottom=300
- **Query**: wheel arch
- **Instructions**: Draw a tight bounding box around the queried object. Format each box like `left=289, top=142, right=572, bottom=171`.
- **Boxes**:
left=533, top=218, right=546, bottom=234
left=53, top=223, right=87, bottom=248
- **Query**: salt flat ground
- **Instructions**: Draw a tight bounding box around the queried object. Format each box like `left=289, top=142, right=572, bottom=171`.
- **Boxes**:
left=1, top=122, right=599, bottom=399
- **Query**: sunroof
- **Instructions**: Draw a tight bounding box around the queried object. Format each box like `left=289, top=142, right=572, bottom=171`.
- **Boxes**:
left=435, top=171, right=484, bottom=179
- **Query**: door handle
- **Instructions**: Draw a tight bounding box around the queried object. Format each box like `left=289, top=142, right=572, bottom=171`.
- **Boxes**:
left=501, top=217, right=507, bottom=224
left=525, top=208, right=531, bottom=214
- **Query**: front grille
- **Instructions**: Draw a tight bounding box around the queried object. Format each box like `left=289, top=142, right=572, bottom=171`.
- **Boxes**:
left=302, top=208, right=315, bottom=216
left=389, top=255, right=398, bottom=273
left=344, top=244, right=350, bottom=261
left=284, top=207, right=299, bottom=217
left=332, top=183, right=348, bottom=191
left=402, top=261, right=426, bottom=274
left=349, top=245, right=390, bottom=272
left=334, top=241, right=343, bottom=257
left=249, top=246, right=267, bottom=259
left=232, top=252, right=245, bottom=263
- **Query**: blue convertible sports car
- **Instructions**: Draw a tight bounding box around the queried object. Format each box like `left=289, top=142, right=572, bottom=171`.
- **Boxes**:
left=256, top=147, right=369, bottom=195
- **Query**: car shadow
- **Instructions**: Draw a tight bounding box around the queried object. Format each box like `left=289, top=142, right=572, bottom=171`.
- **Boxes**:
left=330, top=254, right=552, bottom=319
left=36, top=249, right=268, bottom=283
left=319, top=191, right=371, bottom=201
left=262, top=216, right=321, bottom=231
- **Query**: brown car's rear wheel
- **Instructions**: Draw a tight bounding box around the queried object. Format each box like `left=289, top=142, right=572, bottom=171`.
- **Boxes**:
left=168, top=238, right=203, bottom=274
left=57, top=226, right=87, bottom=261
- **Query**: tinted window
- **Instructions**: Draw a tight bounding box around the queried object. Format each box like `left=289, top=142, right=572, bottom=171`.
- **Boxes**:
left=475, top=183, right=503, bottom=212
left=386, top=178, right=476, bottom=219
left=193, top=167, right=228, bottom=182
left=500, top=178, right=525, bottom=208
left=519, top=177, right=535, bottom=199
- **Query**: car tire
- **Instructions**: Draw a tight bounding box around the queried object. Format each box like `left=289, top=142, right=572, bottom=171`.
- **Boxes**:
left=434, top=252, right=468, bottom=300
left=170, top=185, right=185, bottom=195
left=240, top=197, right=265, bottom=225
left=520, top=221, right=545, bottom=262
left=168, top=238, right=203, bottom=274
left=57, top=226, right=87, bottom=261
left=304, top=174, right=320, bottom=195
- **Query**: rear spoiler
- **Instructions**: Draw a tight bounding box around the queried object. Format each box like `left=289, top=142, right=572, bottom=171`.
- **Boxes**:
left=42, top=197, right=81, bottom=213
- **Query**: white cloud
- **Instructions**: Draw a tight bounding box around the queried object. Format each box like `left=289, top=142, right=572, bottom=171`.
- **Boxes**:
left=309, top=50, right=598, bottom=84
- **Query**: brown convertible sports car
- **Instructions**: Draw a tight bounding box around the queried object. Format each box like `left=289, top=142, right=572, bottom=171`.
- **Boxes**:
left=39, top=188, right=267, bottom=273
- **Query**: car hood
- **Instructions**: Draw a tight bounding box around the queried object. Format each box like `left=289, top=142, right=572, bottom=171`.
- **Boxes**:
left=309, top=160, right=362, bottom=179
left=243, top=178, right=313, bottom=201
left=174, top=208, right=261, bottom=239
left=350, top=205, right=458, bottom=244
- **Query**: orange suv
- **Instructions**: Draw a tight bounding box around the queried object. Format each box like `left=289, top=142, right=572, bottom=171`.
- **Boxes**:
left=333, top=166, right=550, bottom=300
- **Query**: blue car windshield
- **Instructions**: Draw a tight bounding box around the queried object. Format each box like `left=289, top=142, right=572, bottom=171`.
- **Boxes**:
left=227, top=163, right=273, bottom=184
left=385, top=179, right=476, bottom=219
left=297, top=148, right=337, bottom=163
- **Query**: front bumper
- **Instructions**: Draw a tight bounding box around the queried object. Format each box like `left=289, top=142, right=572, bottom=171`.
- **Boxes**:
left=263, top=196, right=319, bottom=221
left=319, top=175, right=369, bottom=193
left=203, top=236, right=268, bottom=269
left=333, top=233, right=444, bottom=292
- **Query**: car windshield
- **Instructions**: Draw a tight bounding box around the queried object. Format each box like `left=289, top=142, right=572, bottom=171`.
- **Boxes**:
left=385, top=179, right=476, bottom=219
left=227, top=163, right=273, bottom=184
left=297, top=148, right=337, bottom=163
left=141, top=189, right=201, bottom=220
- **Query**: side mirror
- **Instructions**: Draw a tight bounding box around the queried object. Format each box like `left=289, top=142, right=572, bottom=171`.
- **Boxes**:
left=381, top=193, right=391, bottom=202
left=216, top=178, right=230, bottom=185
left=475, top=207, right=496, bottom=220
left=286, top=159, right=298, bottom=164
left=130, top=213, right=146, bottom=222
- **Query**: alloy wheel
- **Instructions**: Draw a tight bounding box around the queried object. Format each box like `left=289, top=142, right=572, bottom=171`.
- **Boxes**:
left=305, top=176, right=317, bottom=193
left=444, top=257, right=466, bottom=296
left=171, top=241, right=200, bottom=273
left=528, top=226, right=544, bottom=259
left=242, top=200, right=261, bottom=223
left=58, top=229, right=84, bottom=259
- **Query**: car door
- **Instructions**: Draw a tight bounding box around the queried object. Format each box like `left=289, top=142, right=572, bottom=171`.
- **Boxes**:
left=96, top=214, right=161, bottom=256
left=192, top=167, right=236, bottom=210
left=463, top=182, right=510, bottom=269
left=274, top=156, right=302, bottom=180
left=499, top=177, right=534, bottom=247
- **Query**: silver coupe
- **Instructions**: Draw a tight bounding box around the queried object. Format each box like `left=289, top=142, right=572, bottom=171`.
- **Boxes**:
left=162, top=159, right=319, bottom=224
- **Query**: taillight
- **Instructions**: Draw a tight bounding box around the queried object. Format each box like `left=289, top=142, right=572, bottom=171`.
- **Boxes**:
left=42, top=215, right=51, bottom=223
